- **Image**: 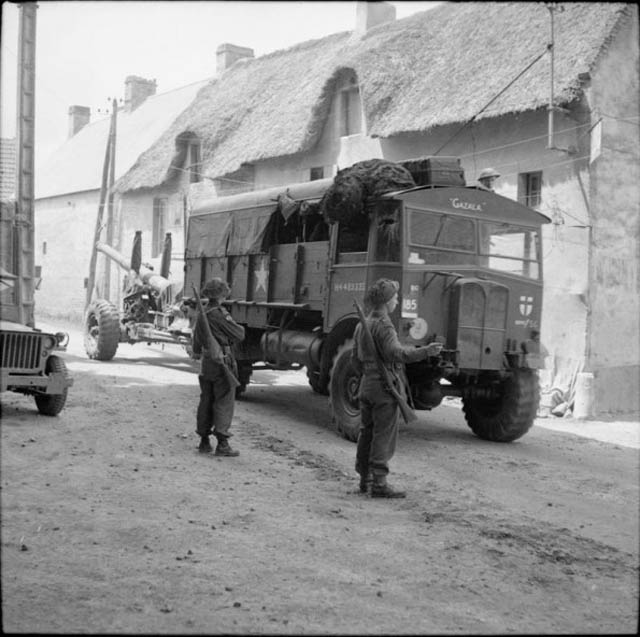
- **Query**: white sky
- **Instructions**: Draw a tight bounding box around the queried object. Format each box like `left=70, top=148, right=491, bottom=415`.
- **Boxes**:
left=1, top=0, right=439, bottom=163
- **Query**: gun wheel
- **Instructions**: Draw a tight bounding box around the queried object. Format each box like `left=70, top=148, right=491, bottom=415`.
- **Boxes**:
left=84, top=299, right=120, bottom=361
left=462, top=368, right=539, bottom=442
left=329, top=339, right=361, bottom=442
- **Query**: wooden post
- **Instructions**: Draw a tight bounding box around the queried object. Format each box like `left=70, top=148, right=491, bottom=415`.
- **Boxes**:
left=85, top=106, right=115, bottom=310
left=104, top=98, right=118, bottom=299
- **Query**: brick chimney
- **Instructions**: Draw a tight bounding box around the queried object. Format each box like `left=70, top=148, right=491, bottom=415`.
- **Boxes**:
left=216, top=43, right=254, bottom=74
left=355, top=1, right=396, bottom=34
left=68, top=105, right=90, bottom=138
left=124, top=76, right=157, bottom=111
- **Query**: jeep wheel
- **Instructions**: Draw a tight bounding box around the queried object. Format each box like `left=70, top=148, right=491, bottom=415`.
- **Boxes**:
left=329, top=339, right=361, bottom=442
left=85, top=299, right=120, bottom=361
left=34, top=355, right=69, bottom=416
left=462, top=369, right=539, bottom=442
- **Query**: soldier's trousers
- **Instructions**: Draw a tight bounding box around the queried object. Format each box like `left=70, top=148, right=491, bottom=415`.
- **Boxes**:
left=196, top=373, right=235, bottom=439
left=355, top=382, right=400, bottom=478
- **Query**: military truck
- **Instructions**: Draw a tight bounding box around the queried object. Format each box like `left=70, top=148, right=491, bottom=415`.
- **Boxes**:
left=1, top=4, right=72, bottom=417
left=183, top=157, right=549, bottom=442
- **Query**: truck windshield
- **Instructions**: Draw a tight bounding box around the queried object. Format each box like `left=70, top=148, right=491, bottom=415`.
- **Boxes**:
left=406, top=209, right=475, bottom=266
left=479, top=222, right=540, bottom=280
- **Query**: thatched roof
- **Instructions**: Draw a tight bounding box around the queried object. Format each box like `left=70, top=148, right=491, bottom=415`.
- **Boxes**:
left=115, top=1, right=630, bottom=194
left=35, top=79, right=209, bottom=199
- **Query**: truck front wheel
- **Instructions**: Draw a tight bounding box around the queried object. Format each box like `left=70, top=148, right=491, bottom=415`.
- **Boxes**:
left=329, top=339, right=361, bottom=442
left=84, top=299, right=120, bottom=361
left=34, top=355, right=69, bottom=416
left=462, top=369, right=539, bottom=442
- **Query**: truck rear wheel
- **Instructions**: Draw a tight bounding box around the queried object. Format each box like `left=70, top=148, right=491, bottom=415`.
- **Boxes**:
left=462, top=369, right=539, bottom=442
left=85, top=299, right=120, bottom=361
left=34, top=355, right=69, bottom=416
left=329, top=339, right=361, bottom=442
left=307, top=365, right=329, bottom=395
left=235, top=361, right=253, bottom=399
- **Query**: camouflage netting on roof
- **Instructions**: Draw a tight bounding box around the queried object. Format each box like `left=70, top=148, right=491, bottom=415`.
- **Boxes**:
left=320, top=159, right=415, bottom=227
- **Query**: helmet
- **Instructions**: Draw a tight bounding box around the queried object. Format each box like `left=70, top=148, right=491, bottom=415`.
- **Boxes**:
left=365, top=278, right=399, bottom=308
left=201, top=277, right=230, bottom=300
left=478, top=167, right=500, bottom=180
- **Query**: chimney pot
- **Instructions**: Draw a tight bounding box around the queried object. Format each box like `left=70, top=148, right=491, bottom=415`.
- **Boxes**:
left=124, top=75, right=157, bottom=111
left=355, top=1, right=396, bottom=34
left=68, top=105, right=91, bottom=138
left=216, top=43, right=254, bottom=74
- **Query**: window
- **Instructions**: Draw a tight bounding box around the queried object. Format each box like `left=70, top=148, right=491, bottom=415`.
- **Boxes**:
left=309, top=166, right=324, bottom=181
left=189, top=143, right=201, bottom=184
left=409, top=211, right=475, bottom=252
left=340, top=86, right=362, bottom=136
left=152, top=198, right=167, bottom=258
left=518, top=171, right=542, bottom=208
left=479, top=222, right=540, bottom=279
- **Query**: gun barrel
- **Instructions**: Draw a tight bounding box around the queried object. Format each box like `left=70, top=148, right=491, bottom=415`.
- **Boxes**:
left=96, top=241, right=171, bottom=295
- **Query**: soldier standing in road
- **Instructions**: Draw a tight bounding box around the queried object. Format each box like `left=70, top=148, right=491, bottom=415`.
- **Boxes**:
left=351, top=279, right=442, bottom=498
left=192, top=278, right=245, bottom=456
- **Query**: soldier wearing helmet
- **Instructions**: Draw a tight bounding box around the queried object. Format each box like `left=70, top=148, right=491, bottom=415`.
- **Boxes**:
left=477, top=167, right=500, bottom=191
left=351, top=278, right=443, bottom=498
left=192, top=277, right=245, bottom=456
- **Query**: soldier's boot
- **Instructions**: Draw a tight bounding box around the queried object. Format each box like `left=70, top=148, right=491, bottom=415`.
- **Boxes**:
left=371, top=475, right=406, bottom=499
left=215, top=436, right=240, bottom=457
left=359, top=472, right=373, bottom=494
left=198, top=435, right=213, bottom=454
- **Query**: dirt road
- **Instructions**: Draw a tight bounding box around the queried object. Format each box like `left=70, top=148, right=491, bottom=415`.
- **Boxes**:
left=1, top=322, right=638, bottom=634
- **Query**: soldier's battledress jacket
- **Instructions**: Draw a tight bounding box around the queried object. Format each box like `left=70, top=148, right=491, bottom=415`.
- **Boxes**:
left=351, top=309, right=427, bottom=396
left=192, top=303, right=245, bottom=381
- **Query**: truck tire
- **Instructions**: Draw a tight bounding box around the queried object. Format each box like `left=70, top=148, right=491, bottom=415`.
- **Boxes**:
left=307, top=365, right=329, bottom=395
left=462, top=369, right=539, bottom=442
left=84, top=299, right=120, bottom=361
left=34, top=355, right=69, bottom=416
left=329, top=339, right=361, bottom=442
left=235, top=361, right=253, bottom=399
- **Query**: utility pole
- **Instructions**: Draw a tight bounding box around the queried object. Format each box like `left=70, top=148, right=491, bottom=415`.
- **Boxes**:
left=546, top=2, right=565, bottom=150
left=14, top=2, right=37, bottom=326
left=85, top=102, right=116, bottom=310
left=104, top=98, right=118, bottom=299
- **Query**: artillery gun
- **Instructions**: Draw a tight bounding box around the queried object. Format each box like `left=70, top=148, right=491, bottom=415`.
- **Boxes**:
left=84, top=231, right=192, bottom=360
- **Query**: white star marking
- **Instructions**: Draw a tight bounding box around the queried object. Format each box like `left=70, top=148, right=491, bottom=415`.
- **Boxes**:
left=255, top=258, right=268, bottom=293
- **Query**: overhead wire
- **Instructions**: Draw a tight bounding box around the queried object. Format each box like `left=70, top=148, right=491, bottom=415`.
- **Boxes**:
left=433, top=46, right=550, bottom=156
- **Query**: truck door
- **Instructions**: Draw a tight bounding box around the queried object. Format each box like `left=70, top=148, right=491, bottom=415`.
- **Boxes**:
left=325, top=222, right=369, bottom=329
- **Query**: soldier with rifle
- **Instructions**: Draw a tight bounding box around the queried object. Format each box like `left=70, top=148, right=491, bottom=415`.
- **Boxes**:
left=191, top=278, right=245, bottom=456
left=352, top=279, right=443, bottom=498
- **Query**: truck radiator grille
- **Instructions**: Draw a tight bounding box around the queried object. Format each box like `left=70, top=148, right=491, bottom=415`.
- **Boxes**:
left=0, top=332, right=43, bottom=371
left=449, top=280, right=509, bottom=370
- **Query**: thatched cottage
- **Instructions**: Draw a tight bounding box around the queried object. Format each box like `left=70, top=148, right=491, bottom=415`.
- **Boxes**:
left=35, top=1, right=638, bottom=416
